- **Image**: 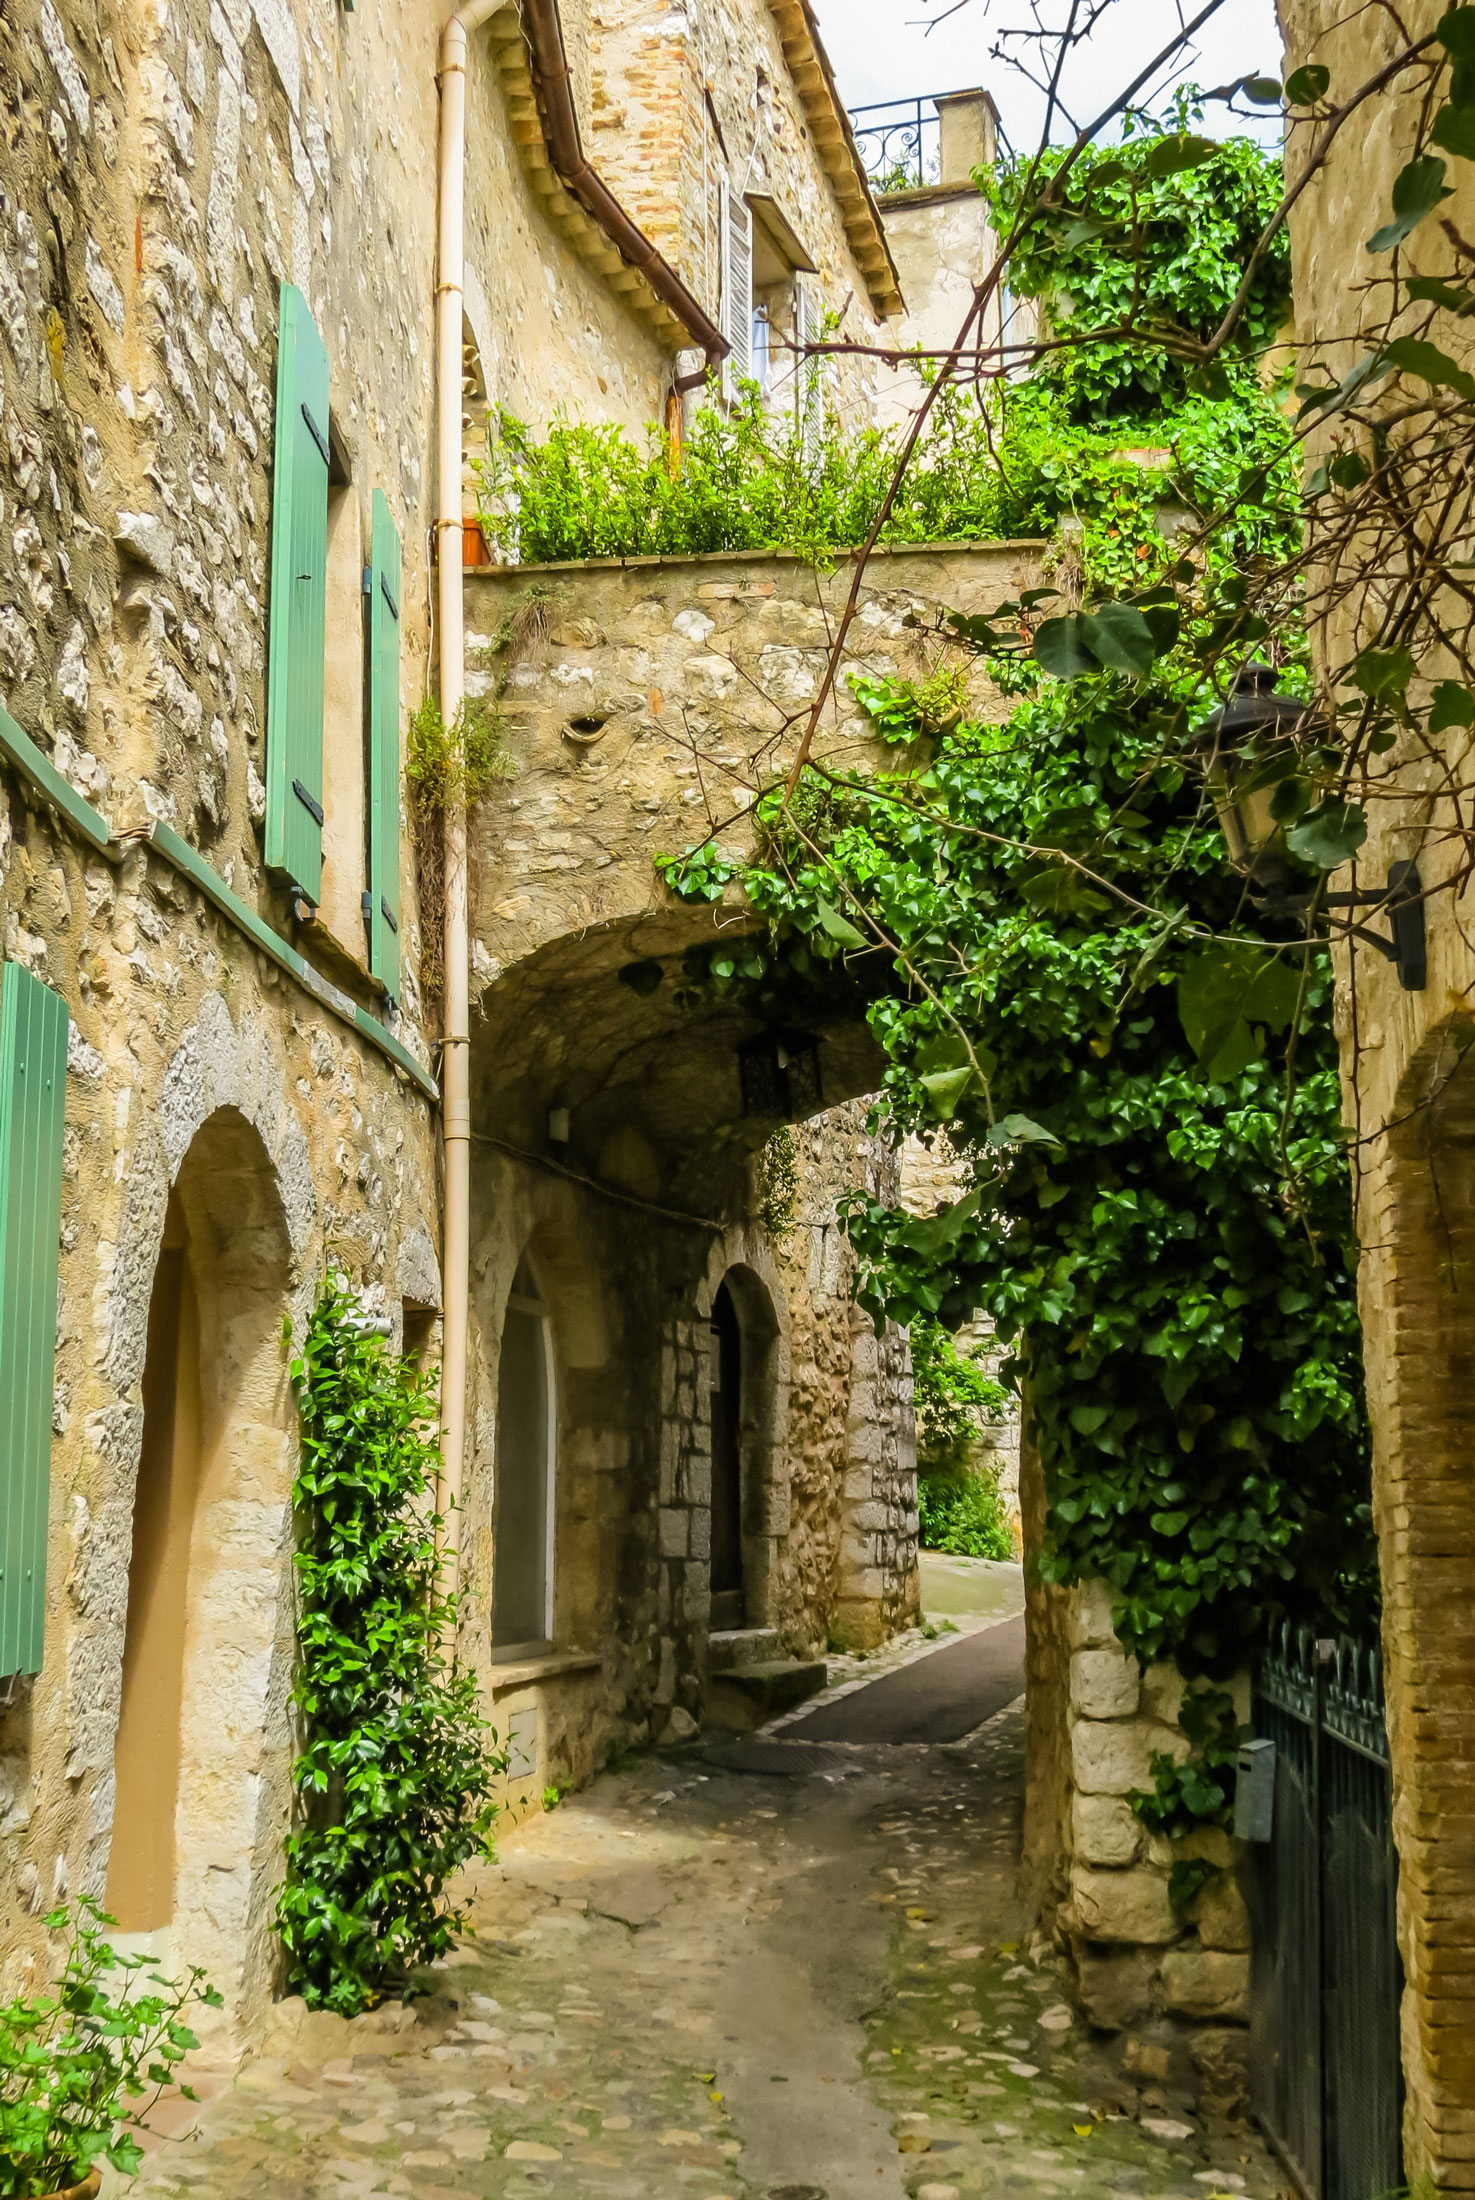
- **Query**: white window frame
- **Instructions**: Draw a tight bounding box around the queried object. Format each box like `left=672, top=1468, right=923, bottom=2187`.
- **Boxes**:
left=719, top=176, right=753, bottom=402
left=494, top=1270, right=557, bottom=1655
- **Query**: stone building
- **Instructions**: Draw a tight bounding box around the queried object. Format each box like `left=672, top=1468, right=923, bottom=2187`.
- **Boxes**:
left=1272, top=0, right=1475, bottom=2180
left=0, top=0, right=1013, bottom=2043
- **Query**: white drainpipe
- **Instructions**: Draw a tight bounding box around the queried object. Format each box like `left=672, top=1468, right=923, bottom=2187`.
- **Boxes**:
left=435, top=0, right=502, bottom=1571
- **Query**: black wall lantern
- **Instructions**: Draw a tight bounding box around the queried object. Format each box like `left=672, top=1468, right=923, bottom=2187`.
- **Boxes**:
left=1197, top=664, right=1426, bottom=992
left=739, top=1031, right=823, bottom=1121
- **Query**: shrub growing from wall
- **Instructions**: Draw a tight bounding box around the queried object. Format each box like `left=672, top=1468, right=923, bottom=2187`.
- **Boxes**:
left=275, top=1275, right=502, bottom=2015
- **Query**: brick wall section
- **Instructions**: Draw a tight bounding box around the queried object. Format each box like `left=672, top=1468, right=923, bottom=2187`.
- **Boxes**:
left=1276, top=0, right=1475, bottom=2175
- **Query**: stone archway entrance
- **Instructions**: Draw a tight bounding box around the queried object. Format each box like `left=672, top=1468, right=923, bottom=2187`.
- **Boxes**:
left=105, top=1107, right=294, bottom=2009
left=709, top=1280, right=746, bottom=1631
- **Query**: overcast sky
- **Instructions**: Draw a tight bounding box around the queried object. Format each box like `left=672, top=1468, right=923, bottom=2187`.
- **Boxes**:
left=812, top=0, right=1284, bottom=148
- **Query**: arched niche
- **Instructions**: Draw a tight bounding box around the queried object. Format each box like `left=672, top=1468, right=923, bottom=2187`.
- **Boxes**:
left=106, top=1106, right=294, bottom=2011
left=485, top=1213, right=616, bottom=1670
left=707, top=1262, right=786, bottom=1635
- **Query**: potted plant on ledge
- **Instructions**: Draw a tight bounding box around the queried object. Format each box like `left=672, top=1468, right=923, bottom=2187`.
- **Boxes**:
left=0, top=1899, right=221, bottom=2199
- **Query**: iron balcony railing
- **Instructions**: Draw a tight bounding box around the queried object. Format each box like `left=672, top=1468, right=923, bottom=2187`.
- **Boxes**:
left=849, top=96, right=943, bottom=193
left=849, top=92, right=1011, bottom=195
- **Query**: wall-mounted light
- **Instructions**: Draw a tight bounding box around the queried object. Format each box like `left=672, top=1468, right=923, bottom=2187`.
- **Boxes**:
left=738, top=1030, right=822, bottom=1120
left=1197, top=664, right=1427, bottom=992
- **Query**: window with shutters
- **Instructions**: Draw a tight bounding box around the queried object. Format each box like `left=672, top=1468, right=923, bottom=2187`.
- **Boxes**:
left=0, top=962, right=69, bottom=1681
left=743, top=196, right=820, bottom=424
left=266, top=284, right=404, bottom=1003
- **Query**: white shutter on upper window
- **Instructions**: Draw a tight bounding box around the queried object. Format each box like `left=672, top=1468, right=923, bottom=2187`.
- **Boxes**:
left=797, top=279, right=826, bottom=460
left=720, top=178, right=753, bottom=399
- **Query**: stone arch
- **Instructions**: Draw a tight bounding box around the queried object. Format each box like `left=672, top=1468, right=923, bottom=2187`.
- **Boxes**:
left=700, top=1257, right=789, bottom=1635
left=1365, top=1013, right=1475, bottom=2167
left=467, top=1183, right=618, bottom=1678
left=105, top=1101, right=296, bottom=2026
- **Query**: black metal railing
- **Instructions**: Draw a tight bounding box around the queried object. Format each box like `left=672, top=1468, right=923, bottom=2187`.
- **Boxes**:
left=1250, top=1629, right=1402, bottom=2200
left=849, top=96, right=942, bottom=193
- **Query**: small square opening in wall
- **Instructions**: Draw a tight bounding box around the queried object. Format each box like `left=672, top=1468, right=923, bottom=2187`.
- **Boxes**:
left=402, top=1300, right=438, bottom=1367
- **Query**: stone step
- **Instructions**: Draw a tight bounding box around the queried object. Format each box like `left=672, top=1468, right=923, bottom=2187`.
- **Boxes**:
left=708, top=1627, right=782, bottom=1674
left=706, top=1658, right=828, bottom=1733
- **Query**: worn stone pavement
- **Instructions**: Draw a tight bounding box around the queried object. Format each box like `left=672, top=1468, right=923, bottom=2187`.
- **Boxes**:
left=128, top=1606, right=1287, bottom=2200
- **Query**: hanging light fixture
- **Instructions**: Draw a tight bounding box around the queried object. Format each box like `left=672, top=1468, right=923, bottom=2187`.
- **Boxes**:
left=1196, top=664, right=1426, bottom=992
left=738, top=1030, right=823, bottom=1121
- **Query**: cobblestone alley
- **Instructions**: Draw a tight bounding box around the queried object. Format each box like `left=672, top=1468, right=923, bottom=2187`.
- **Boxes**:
left=128, top=1585, right=1283, bottom=2200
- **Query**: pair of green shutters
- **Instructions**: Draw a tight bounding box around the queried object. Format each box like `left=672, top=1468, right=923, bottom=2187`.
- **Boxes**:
left=265, top=285, right=403, bottom=1001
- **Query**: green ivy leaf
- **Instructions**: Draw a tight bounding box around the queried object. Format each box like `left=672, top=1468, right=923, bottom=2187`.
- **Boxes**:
left=1086, top=602, right=1161, bottom=674
left=919, top=1065, right=975, bottom=1119
left=1285, top=798, right=1368, bottom=870
left=1179, top=946, right=1304, bottom=1083
left=1366, top=155, right=1452, bottom=252
left=1242, top=76, right=1283, bottom=104
left=1430, top=679, right=1475, bottom=730
left=1034, top=613, right=1099, bottom=679
left=986, top=1112, right=1064, bottom=1151
left=1382, top=333, right=1475, bottom=400
left=1143, top=134, right=1218, bottom=178
left=1350, top=643, right=1415, bottom=698
left=1284, top=63, right=1330, bottom=103
left=1432, top=101, right=1475, bottom=160
left=815, top=897, right=867, bottom=950
left=1404, top=273, right=1475, bottom=309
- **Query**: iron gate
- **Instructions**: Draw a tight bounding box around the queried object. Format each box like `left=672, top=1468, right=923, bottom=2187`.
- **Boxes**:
left=1249, top=1630, right=1403, bottom=2200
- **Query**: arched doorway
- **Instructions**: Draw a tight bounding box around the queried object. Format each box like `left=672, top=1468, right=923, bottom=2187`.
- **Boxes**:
left=710, top=1281, right=746, bottom=1631
left=105, top=1108, right=293, bottom=1993
left=106, top=1191, right=201, bottom=1937
left=493, top=1258, right=556, bottom=1657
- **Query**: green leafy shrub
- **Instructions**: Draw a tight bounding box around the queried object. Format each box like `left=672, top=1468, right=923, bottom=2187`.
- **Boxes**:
left=917, top=1472, right=1014, bottom=1560
left=475, top=384, right=1011, bottom=566
left=275, top=1275, right=503, bottom=2016
left=0, top=1898, right=220, bottom=2196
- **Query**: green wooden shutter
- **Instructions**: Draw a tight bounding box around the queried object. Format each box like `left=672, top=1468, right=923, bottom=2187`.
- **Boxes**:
left=0, top=964, right=69, bottom=1679
left=366, top=489, right=402, bottom=1001
left=265, top=283, right=330, bottom=903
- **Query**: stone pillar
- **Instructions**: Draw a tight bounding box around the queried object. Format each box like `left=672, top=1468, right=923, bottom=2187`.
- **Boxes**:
left=1057, top=1581, right=1252, bottom=2071
left=832, top=1307, right=920, bottom=1650
left=935, top=90, right=995, bottom=187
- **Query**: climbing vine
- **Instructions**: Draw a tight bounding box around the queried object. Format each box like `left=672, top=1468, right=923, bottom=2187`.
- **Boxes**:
left=650, top=120, right=1378, bottom=1677
left=275, top=1275, right=502, bottom=2017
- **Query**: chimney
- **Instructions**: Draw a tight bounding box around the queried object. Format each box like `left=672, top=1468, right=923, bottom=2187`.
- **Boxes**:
left=934, top=89, right=995, bottom=186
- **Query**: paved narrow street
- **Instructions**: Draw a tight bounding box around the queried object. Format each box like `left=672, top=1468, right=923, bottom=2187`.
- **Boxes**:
left=133, top=1569, right=1282, bottom=2200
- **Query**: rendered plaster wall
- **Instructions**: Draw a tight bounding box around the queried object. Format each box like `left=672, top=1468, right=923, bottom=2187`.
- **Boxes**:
left=0, top=0, right=443, bottom=2036
left=871, top=94, right=1014, bottom=433
left=1276, top=0, right=1475, bottom=2175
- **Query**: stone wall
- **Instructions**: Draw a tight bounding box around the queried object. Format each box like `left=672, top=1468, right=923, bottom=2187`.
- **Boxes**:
left=464, top=540, right=1041, bottom=978
left=0, top=0, right=444, bottom=2037
left=449, top=1100, right=918, bottom=1813
left=1023, top=1580, right=1253, bottom=2105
